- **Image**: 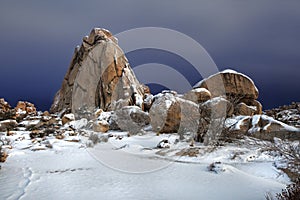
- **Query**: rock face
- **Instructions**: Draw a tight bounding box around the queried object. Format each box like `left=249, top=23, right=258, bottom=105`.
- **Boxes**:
left=183, top=88, right=211, bottom=104
left=265, top=102, right=300, bottom=128
left=197, top=97, right=233, bottom=143
left=93, top=120, right=109, bottom=133
left=234, top=102, right=257, bottom=116
left=0, top=98, right=14, bottom=120
left=194, top=69, right=262, bottom=115
left=149, top=92, right=181, bottom=133
left=62, top=113, right=75, bottom=125
left=15, top=101, right=37, bottom=120
left=0, top=119, right=18, bottom=132
left=227, top=115, right=300, bottom=141
left=149, top=92, right=199, bottom=137
left=113, top=106, right=150, bottom=134
left=50, top=28, right=145, bottom=117
left=195, top=69, right=258, bottom=99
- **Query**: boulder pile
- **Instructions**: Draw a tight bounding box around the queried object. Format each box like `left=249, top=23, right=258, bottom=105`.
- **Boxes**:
left=1, top=28, right=298, bottom=151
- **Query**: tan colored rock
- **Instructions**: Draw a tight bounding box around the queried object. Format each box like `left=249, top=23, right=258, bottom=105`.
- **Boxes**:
left=0, top=151, right=8, bottom=163
left=234, top=102, right=257, bottom=116
left=0, top=119, right=18, bottom=132
left=0, top=98, right=15, bottom=120
left=195, top=69, right=259, bottom=100
left=149, top=93, right=181, bottom=133
left=0, top=98, right=11, bottom=112
left=240, top=98, right=262, bottom=114
left=229, top=115, right=300, bottom=141
left=183, top=88, right=211, bottom=104
left=93, top=120, right=109, bottom=133
left=50, top=28, right=145, bottom=117
left=62, top=113, right=75, bottom=125
left=95, top=109, right=103, bottom=118
left=15, top=101, right=37, bottom=119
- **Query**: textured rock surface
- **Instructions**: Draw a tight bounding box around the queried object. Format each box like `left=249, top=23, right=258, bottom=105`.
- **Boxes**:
left=0, top=98, right=14, bottom=120
left=177, top=98, right=200, bottom=137
left=93, top=120, right=109, bottom=133
left=197, top=97, right=233, bottom=143
left=182, top=88, right=211, bottom=104
left=265, top=102, right=300, bottom=128
left=194, top=70, right=262, bottom=115
left=149, top=92, right=181, bottom=133
left=195, top=70, right=259, bottom=99
left=234, top=102, right=257, bottom=116
left=50, top=28, right=145, bottom=116
left=113, top=106, right=150, bottom=134
left=15, top=101, right=37, bottom=120
left=62, top=113, right=75, bottom=125
left=227, top=115, right=300, bottom=141
left=0, top=120, right=18, bottom=132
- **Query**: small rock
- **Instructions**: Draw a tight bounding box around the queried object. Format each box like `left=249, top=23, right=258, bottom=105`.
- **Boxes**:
left=62, top=113, right=75, bottom=125
left=93, top=120, right=109, bottom=133
left=157, top=139, right=170, bottom=148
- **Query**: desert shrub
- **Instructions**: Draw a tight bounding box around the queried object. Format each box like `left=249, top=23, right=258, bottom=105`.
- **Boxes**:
left=88, top=132, right=100, bottom=145
left=276, top=178, right=300, bottom=200
left=265, top=178, right=300, bottom=200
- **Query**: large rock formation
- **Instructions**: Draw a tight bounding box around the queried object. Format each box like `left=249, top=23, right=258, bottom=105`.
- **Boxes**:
left=50, top=28, right=146, bottom=117
left=194, top=69, right=262, bottom=115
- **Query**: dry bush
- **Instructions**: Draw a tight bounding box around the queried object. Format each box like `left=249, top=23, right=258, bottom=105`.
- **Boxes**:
left=265, top=178, right=300, bottom=200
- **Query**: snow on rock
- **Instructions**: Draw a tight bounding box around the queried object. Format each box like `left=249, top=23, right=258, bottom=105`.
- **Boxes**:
left=62, top=113, right=75, bottom=125
left=182, top=87, right=211, bottom=104
left=0, top=120, right=18, bottom=132
left=194, top=69, right=259, bottom=99
left=93, top=120, right=109, bottom=133
left=227, top=114, right=300, bottom=141
left=149, top=92, right=181, bottom=133
left=68, top=118, right=88, bottom=130
left=50, top=28, right=145, bottom=115
left=113, top=106, right=150, bottom=134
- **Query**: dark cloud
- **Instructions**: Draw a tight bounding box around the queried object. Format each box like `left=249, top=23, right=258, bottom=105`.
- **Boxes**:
left=0, top=0, right=299, bottom=110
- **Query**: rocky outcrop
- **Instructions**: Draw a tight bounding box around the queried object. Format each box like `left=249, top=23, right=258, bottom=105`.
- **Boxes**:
left=14, top=101, right=37, bottom=120
left=194, top=69, right=262, bottom=115
left=265, top=102, right=300, bottom=128
left=195, top=69, right=258, bottom=99
left=50, top=28, right=145, bottom=117
left=227, top=115, right=300, bottom=141
left=0, top=119, right=18, bottom=132
left=0, top=98, right=15, bottom=120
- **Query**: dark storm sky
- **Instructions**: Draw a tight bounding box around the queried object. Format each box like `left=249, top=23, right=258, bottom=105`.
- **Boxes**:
left=0, top=0, right=300, bottom=111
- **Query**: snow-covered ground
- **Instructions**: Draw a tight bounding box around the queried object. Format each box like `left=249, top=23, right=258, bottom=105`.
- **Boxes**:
left=0, top=130, right=290, bottom=200
left=0, top=131, right=289, bottom=200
